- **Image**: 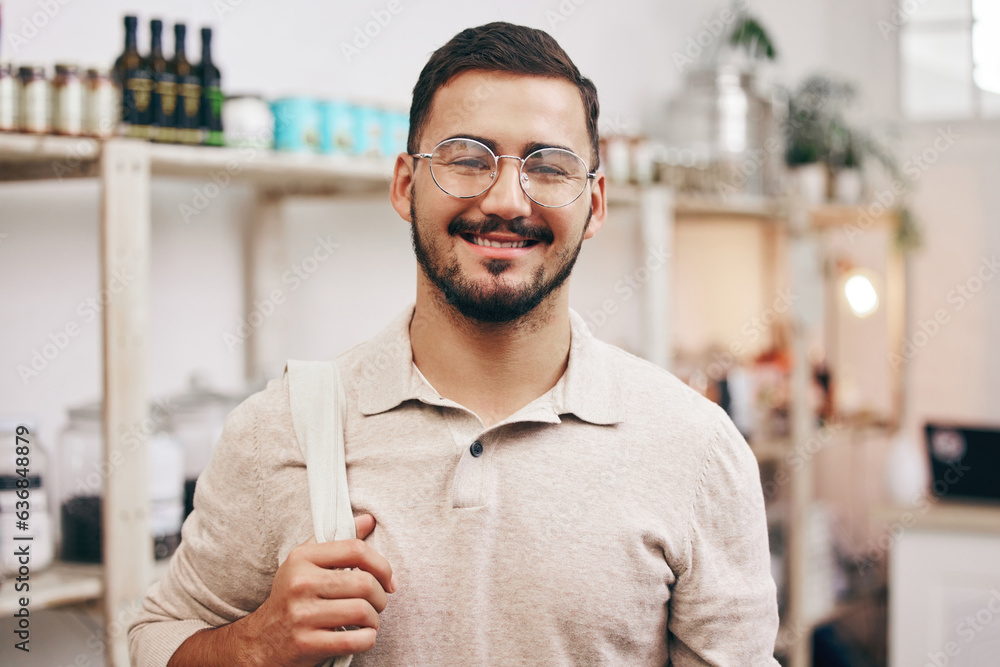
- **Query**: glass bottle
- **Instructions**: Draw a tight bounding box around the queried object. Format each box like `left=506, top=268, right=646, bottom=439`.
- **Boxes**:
left=197, top=27, right=223, bottom=146
left=113, top=15, right=150, bottom=139
left=147, top=19, right=177, bottom=143
left=171, top=23, right=202, bottom=145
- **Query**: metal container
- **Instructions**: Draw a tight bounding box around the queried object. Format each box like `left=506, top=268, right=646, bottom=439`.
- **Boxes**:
left=662, top=64, right=780, bottom=197
left=319, top=99, right=355, bottom=156
left=271, top=97, right=321, bottom=154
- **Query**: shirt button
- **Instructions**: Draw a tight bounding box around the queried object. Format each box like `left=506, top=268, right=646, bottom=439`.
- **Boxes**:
left=470, top=440, right=484, bottom=457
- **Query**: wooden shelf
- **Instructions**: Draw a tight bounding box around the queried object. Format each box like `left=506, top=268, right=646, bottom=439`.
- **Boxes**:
left=810, top=203, right=897, bottom=229
left=876, top=501, right=1000, bottom=534
left=0, top=132, right=394, bottom=195
left=0, top=559, right=169, bottom=615
left=606, top=183, right=785, bottom=220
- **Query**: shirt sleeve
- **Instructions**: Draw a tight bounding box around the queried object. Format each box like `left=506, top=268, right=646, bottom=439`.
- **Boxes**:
left=127, top=388, right=278, bottom=667
left=667, top=412, right=781, bottom=666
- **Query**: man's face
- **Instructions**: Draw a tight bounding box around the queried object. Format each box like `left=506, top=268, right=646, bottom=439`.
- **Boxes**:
left=392, top=70, right=606, bottom=324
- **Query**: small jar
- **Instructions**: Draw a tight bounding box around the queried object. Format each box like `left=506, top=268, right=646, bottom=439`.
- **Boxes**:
left=84, top=68, right=119, bottom=138
left=222, top=95, right=273, bottom=149
left=53, top=63, right=84, bottom=136
left=0, top=63, right=17, bottom=132
left=0, top=420, right=55, bottom=577
left=18, top=65, right=50, bottom=134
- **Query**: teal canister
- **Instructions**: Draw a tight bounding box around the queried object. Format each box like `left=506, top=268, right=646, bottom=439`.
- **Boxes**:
left=351, top=103, right=383, bottom=158
left=271, top=97, right=321, bottom=154
left=319, top=99, right=356, bottom=156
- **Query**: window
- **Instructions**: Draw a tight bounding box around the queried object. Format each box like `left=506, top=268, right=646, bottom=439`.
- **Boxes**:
left=899, top=0, right=1000, bottom=119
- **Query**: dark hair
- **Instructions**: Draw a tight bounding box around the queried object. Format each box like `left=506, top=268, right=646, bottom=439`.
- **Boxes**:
left=408, top=22, right=600, bottom=169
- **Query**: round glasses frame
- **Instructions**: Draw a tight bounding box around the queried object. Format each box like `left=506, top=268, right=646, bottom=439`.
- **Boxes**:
left=410, top=137, right=598, bottom=209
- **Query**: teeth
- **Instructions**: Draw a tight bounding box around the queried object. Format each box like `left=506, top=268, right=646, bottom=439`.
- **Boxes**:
left=471, top=235, right=529, bottom=249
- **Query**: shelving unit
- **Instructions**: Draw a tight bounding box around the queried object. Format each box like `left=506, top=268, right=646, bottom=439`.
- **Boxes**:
left=610, top=180, right=902, bottom=667
left=2, top=133, right=904, bottom=666
left=0, top=133, right=392, bottom=667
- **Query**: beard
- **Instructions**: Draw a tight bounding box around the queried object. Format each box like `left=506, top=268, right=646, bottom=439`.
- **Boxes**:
left=410, top=196, right=591, bottom=324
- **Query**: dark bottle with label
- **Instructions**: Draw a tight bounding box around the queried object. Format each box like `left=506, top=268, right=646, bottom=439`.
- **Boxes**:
left=197, top=27, right=223, bottom=146
left=172, top=23, right=202, bottom=145
left=113, top=15, right=151, bottom=139
left=148, top=19, right=177, bottom=142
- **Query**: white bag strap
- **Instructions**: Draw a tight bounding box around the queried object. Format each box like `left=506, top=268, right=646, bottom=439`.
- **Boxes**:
left=286, top=359, right=356, bottom=667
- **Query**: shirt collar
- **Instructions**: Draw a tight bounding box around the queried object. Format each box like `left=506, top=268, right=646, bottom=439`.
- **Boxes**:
left=356, top=304, right=624, bottom=425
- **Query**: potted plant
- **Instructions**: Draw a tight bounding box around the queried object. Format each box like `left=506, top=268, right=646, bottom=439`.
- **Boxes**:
left=782, top=75, right=858, bottom=204
left=829, top=121, right=863, bottom=203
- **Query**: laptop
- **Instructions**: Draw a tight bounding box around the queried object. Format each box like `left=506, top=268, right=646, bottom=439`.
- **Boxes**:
left=925, top=423, right=1000, bottom=503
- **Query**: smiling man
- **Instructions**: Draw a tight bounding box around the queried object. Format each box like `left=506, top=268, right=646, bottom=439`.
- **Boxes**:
left=129, top=22, right=779, bottom=667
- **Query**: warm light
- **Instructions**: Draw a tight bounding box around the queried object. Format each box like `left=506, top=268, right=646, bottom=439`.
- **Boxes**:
left=844, top=272, right=879, bottom=317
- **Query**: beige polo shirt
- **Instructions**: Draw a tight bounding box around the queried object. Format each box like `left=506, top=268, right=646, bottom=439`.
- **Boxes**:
left=129, top=305, right=779, bottom=666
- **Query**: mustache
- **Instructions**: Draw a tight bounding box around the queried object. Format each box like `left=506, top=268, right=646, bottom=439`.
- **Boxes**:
left=447, top=216, right=554, bottom=244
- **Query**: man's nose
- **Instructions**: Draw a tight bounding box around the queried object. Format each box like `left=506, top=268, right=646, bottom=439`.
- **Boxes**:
left=478, top=156, right=533, bottom=220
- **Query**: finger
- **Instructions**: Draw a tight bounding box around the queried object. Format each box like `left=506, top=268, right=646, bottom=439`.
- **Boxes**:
left=355, top=513, right=376, bottom=540
left=298, top=539, right=394, bottom=595
left=312, top=568, right=389, bottom=613
left=304, top=597, right=382, bottom=632
left=302, top=626, right=378, bottom=657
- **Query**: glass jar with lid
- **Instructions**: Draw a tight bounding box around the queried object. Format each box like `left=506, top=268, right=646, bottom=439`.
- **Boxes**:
left=17, top=65, right=50, bottom=134
left=0, top=420, right=55, bottom=577
left=53, top=63, right=84, bottom=136
left=84, top=68, right=118, bottom=138
left=0, top=63, right=17, bottom=132
left=58, top=401, right=184, bottom=562
left=167, top=375, right=237, bottom=519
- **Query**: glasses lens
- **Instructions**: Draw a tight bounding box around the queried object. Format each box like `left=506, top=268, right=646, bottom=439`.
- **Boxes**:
left=430, top=139, right=496, bottom=198
left=522, top=148, right=589, bottom=207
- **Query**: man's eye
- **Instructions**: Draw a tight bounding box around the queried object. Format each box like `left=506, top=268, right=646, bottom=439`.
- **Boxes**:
left=528, top=165, right=569, bottom=177
left=451, top=158, right=491, bottom=170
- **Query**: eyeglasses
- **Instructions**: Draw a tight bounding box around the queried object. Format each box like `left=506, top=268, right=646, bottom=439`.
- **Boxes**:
left=410, top=137, right=597, bottom=208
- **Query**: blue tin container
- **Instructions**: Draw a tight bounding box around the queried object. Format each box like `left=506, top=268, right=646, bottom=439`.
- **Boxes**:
left=351, top=104, right=384, bottom=158
left=271, top=97, right=321, bottom=154
left=319, top=100, right=356, bottom=156
left=380, top=109, right=409, bottom=158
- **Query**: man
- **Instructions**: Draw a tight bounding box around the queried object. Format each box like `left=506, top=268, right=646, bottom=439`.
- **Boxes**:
left=129, top=22, right=779, bottom=666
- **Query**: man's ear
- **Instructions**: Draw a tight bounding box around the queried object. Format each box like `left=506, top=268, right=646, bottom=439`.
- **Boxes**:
left=583, top=171, right=607, bottom=240
left=390, top=153, right=415, bottom=223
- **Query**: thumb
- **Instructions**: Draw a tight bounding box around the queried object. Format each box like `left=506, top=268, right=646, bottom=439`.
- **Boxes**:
left=354, top=513, right=376, bottom=540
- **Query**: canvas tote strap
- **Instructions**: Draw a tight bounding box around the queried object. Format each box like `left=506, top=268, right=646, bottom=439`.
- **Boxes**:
left=286, top=359, right=356, bottom=667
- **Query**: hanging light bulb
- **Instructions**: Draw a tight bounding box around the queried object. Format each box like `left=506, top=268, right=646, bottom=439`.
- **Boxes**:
left=844, top=270, right=879, bottom=317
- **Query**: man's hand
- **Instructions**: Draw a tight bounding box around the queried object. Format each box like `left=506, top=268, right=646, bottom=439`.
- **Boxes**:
left=168, top=514, right=397, bottom=667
